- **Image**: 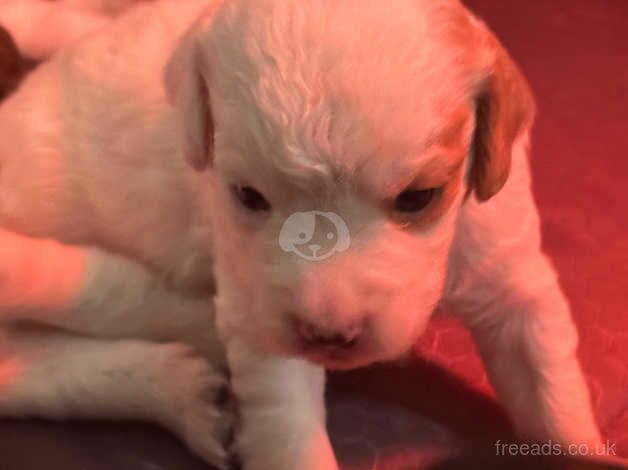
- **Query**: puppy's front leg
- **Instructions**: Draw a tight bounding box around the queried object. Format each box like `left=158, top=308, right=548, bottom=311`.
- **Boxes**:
left=226, top=339, right=338, bottom=470
left=444, top=180, right=602, bottom=449
left=0, top=326, right=232, bottom=468
left=0, top=228, right=221, bottom=358
left=460, top=259, right=601, bottom=448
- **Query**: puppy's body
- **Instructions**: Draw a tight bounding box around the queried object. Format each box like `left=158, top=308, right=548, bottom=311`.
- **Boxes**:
left=0, top=2, right=231, bottom=466
left=0, top=0, right=215, bottom=289
left=0, top=1, right=603, bottom=469
left=0, top=0, right=148, bottom=60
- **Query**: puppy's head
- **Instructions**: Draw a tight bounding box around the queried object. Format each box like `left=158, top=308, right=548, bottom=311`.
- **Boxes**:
left=166, top=0, right=534, bottom=369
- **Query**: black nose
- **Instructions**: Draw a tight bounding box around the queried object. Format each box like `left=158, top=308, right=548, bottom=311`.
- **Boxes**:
left=295, top=318, right=362, bottom=349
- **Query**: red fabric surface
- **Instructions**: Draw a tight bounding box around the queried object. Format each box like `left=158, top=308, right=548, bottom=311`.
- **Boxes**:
left=417, top=0, right=628, bottom=457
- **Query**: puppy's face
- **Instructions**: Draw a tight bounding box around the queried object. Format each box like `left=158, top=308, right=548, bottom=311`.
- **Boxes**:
left=210, top=100, right=473, bottom=370
left=166, top=0, right=534, bottom=369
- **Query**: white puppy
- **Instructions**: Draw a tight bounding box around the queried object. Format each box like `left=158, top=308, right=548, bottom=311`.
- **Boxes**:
left=0, top=0, right=604, bottom=469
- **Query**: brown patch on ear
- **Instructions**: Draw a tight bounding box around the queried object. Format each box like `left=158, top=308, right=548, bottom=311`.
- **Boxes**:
left=0, top=26, right=37, bottom=102
left=470, top=29, right=536, bottom=201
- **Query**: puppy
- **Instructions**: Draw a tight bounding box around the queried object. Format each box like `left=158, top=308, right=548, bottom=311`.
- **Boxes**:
left=0, top=1, right=604, bottom=469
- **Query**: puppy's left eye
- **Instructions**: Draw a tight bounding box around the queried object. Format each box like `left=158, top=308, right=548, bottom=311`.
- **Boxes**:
left=394, top=188, right=436, bottom=213
left=231, top=185, right=271, bottom=212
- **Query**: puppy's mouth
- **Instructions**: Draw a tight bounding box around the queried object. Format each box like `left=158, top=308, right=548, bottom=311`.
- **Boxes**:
left=297, top=343, right=372, bottom=370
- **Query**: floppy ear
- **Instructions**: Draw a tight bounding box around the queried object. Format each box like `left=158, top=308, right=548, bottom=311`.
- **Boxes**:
left=470, top=26, right=536, bottom=201
left=164, top=24, right=214, bottom=171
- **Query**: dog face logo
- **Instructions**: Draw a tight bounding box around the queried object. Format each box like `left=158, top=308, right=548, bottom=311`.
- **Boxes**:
left=279, top=211, right=351, bottom=261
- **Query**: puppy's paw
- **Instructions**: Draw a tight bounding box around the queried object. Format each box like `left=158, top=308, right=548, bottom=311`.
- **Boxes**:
left=160, top=344, right=235, bottom=469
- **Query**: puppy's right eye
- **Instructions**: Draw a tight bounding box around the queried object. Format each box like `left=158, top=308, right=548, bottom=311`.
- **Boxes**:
left=394, top=188, right=436, bottom=213
left=231, top=185, right=271, bottom=212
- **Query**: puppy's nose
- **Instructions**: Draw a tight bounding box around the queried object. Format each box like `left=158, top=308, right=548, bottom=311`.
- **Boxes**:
left=295, top=318, right=362, bottom=349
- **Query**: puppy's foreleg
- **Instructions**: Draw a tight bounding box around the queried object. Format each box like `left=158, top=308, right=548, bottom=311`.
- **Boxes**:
left=0, top=228, right=222, bottom=359
left=0, top=325, right=232, bottom=468
left=460, top=256, right=601, bottom=448
left=446, top=187, right=601, bottom=448
left=226, top=339, right=338, bottom=470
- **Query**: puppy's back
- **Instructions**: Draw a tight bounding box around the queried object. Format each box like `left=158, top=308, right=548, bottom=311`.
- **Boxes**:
left=0, top=0, right=215, bottom=288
